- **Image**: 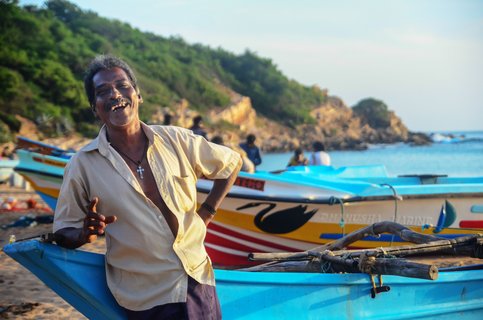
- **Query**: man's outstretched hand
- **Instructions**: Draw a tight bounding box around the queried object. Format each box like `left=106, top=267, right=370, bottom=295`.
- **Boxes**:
left=82, top=197, right=117, bottom=243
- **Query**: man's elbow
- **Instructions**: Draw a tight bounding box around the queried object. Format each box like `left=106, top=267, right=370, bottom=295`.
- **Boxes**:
left=234, top=156, right=243, bottom=174
left=54, top=228, right=83, bottom=249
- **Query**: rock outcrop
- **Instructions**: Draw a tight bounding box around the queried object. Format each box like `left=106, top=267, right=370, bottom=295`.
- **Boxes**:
left=208, top=96, right=257, bottom=131
left=183, top=93, right=431, bottom=152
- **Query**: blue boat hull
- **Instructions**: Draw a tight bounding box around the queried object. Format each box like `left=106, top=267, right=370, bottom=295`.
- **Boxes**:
left=4, top=240, right=125, bottom=320
left=217, top=269, right=483, bottom=319
left=4, top=240, right=483, bottom=319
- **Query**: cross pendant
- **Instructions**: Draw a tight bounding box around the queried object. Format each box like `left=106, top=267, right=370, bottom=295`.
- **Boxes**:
left=136, top=165, right=145, bottom=179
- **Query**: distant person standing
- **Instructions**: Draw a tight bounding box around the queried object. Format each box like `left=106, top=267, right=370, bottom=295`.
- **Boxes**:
left=190, top=115, right=208, bottom=139
left=287, top=148, right=309, bottom=167
left=163, top=113, right=172, bottom=125
left=239, top=134, right=262, bottom=168
left=212, top=135, right=255, bottom=173
left=310, top=141, right=331, bottom=166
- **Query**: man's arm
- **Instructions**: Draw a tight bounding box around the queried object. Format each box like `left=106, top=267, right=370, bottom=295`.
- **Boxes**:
left=55, top=197, right=117, bottom=249
left=198, top=158, right=242, bottom=225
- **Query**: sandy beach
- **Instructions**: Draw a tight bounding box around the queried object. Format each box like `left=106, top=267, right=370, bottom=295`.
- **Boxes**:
left=0, top=184, right=105, bottom=320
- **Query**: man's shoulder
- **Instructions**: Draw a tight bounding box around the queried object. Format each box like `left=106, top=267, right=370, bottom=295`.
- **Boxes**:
left=67, top=137, right=102, bottom=168
left=78, top=138, right=98, bottom=153
left=149, top=124, right=192, bottom=136
left=67, top=146, right=95, bottom=168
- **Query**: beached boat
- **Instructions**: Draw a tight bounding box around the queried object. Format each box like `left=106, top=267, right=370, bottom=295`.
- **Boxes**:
left=4, top=237, right=483, bottom=319
left=13, top=146, right=483, bottom=266
left=13, top=149, right=64, bottom=210
left=201, top=166, right=483, bottom=265
left=16, top=136, right=72, bottom=158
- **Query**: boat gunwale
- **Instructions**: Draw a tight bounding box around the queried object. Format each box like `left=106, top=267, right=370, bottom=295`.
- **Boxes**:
left=198, top=186, right=483, bottom=204
left=6, top=240, right=483, bottom=286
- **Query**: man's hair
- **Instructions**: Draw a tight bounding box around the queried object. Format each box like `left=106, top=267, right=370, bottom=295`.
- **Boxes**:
left=247, top=134, right=256, bottom=144
left=193, top=115, right=203, bottom=125
left=211, top=135, right=224, bottom=145
left=313, top=141, right=325, bottom=151
left=84, top=55, right=139, bottom=107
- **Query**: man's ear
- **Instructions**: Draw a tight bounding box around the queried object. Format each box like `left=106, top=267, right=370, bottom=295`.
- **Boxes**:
left=91, top=105, right=98, bottom=118
left=138, top=94, right=143, bottom=104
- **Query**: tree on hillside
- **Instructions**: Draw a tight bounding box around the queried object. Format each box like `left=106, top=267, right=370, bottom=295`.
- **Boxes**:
left=352, top=98, right=391, bottom=129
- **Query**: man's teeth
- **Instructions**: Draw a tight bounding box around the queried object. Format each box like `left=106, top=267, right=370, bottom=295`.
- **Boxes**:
left=112, top=104, right=127, bottom=112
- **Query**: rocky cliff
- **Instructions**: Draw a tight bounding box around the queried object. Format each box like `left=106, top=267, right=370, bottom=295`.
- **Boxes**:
left=170, top=93, right=431, bottom=152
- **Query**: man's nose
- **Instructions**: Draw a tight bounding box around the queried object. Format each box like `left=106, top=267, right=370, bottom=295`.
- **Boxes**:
left=109, top=86, right=122, bottom=99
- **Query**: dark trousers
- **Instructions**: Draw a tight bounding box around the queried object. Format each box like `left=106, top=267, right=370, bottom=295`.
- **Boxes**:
left=123, top=276, right=222, bottom=320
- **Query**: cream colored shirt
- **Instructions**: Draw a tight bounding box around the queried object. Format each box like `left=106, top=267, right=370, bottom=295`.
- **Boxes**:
left=53, top=123, right=240, bottom=311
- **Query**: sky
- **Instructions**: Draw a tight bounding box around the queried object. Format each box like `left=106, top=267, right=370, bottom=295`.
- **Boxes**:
left=20, top=0, right=483, bottom=132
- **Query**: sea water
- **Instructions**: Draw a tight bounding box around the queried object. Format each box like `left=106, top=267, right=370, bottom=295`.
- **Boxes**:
left=257, top=131, right=483, bottom=176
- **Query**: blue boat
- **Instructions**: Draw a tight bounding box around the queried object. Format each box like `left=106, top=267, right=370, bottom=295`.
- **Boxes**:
left=4, top=240, right=483, bottom=319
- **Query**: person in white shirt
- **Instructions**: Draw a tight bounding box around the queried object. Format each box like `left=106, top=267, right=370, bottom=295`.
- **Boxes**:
left=309, top=141, right=331, bottom=166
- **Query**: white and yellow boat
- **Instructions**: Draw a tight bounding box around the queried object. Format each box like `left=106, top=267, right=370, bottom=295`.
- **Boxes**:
left=14, top=147, right=483, bottom=267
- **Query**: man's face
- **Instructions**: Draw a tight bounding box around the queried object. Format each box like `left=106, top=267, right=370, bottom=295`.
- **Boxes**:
left=92, top=67, right=141, bottom=129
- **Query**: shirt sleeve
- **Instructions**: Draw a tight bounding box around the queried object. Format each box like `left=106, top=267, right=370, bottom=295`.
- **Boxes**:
left=53, top=157, right=89, bottom=232
left=188, top=131, right=241, bottom=180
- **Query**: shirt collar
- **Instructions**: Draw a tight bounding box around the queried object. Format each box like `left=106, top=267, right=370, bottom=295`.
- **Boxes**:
left=80, top=122, right=162, bottom=155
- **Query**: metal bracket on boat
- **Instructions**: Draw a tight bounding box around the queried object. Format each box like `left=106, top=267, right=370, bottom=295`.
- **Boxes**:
left=369, top=274, right=390, bottom=298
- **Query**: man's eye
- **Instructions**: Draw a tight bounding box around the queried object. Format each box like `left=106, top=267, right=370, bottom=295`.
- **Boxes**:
left=96, top=89, right=109, bottom=97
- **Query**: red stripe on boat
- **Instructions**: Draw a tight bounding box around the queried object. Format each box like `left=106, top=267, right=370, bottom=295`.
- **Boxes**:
left=208, top=222, right=299, bottom=251
left=206, top=232, right=273, bottom=254
left=459, top=220, right=483, bottom=228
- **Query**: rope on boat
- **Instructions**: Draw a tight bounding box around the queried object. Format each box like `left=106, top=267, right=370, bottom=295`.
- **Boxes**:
left=358, top=252, right=376, bottom=274
left=328, top=197, right=345, bottom=237
left=379, top=184, right=402, bottom=246
left=320, top=250, right=334, bottom=273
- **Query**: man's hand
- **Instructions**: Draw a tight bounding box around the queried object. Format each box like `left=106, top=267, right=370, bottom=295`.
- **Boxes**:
left=81, top=197, right=117, bottom=243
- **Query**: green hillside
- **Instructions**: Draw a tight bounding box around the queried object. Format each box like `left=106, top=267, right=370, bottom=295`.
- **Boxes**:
left=0, top=0, right=327, bottom=142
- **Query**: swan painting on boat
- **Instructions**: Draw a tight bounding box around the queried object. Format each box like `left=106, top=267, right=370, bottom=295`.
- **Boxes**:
left=237, top=202, right=318, bottom=234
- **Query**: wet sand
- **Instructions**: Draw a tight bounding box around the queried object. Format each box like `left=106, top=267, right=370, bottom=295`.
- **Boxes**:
left=0, top=184, right=105, bottom=320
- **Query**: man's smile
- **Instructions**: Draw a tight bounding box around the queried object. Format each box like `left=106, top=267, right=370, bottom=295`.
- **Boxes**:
left=107, top=98, right=130, bottom=113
